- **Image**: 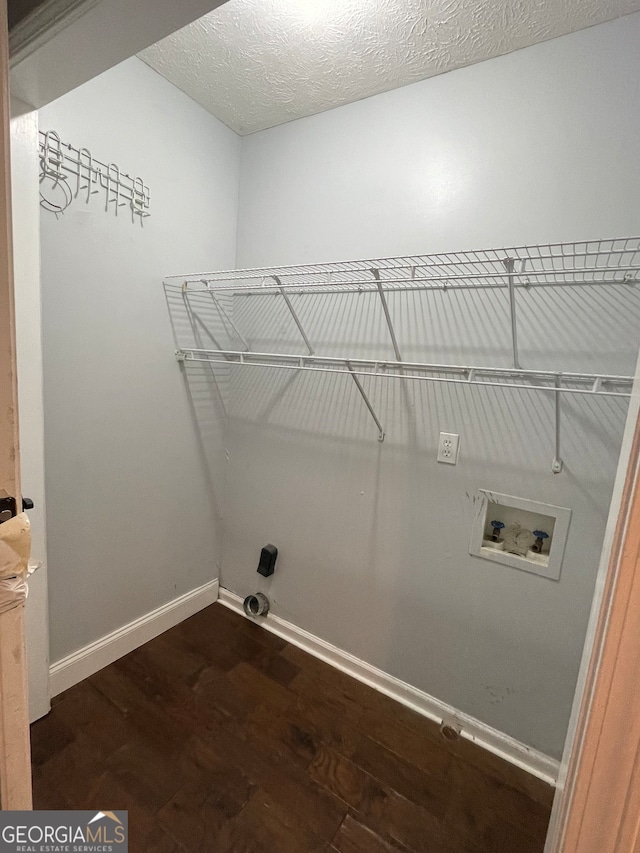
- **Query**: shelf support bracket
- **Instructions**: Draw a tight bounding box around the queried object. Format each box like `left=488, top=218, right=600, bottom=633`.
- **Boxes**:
left=206, top=287, right=250, bottom=351
left=552, top=374, right=563, bottom=473
left=346, top=361, right=385, bottom=442
left=372, top=269, right=402, bottom=361
left=503, top=257, right=520, bottom=370
left=273, top=275, right=314, bottom=355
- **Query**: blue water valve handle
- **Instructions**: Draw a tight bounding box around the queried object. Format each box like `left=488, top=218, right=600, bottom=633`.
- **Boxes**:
left=490, top=520, right=505, bottom=541
left=532, top=530, right=549, bottom=553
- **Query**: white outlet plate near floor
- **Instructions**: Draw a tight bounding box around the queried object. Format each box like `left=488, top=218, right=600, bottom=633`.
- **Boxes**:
left=437, top=432, right=460, bottom=464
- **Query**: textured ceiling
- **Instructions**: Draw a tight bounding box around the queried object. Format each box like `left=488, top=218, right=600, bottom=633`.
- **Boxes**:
left=140, top=0, right=640, bottom=135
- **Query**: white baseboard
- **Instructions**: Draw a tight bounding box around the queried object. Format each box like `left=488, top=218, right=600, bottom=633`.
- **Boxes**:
left=49, top=579, right=219, bottom=697
left=218, top=587, right=559, bottom=786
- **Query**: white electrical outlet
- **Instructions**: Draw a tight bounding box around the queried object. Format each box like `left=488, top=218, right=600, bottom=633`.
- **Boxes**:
left=437, top=432, right=460, bottom=465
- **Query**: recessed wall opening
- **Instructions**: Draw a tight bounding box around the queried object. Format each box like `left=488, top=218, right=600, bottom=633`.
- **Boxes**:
left=484, top=503, right=556, bottom=561
left=470, top=490, right=572, bottom=580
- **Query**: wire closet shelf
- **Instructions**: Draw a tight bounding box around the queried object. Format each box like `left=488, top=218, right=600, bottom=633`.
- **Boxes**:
left=168, top=237, right=639, bottom=471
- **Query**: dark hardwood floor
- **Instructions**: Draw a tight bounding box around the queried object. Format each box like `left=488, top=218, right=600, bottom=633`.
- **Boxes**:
left=31, top=603, right=553, bottom=852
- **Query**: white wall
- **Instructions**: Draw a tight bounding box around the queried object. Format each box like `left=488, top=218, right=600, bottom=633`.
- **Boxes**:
left=39, top=57, right=239, bottom=662
left=228, top=15, right=640, bottom=759
left=11, top=99, right=50, bottom=721
left=237, top=16, right=639, bottom=263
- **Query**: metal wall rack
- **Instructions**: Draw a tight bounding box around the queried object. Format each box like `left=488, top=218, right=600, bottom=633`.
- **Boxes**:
left=39, top=130, right=150, bottom=223
left=167, top=237, right=639, bottom=472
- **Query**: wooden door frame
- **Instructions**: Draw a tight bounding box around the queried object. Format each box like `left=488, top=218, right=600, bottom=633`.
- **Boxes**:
left=546, top=361, right=640, bottom=852
left=0, top=0, right=32, bottom=810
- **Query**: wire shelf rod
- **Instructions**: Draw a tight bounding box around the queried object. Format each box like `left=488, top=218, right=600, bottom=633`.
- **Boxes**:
left=178, top=355, right=632, bottom=398
left=346, top=362, right=385, bottom=441
left=205, top=290, right=250, bottom=351
left=176, top=349, right=633, bottom=398
left=273, top=275, right=315, bottom=354
left=372, top=269, right=402, bottom=361
left=175, top=279, right=639, bottom=298
left=504, top=257, right=520, bottom=369
left=552, top=375, right=563, bottom=473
